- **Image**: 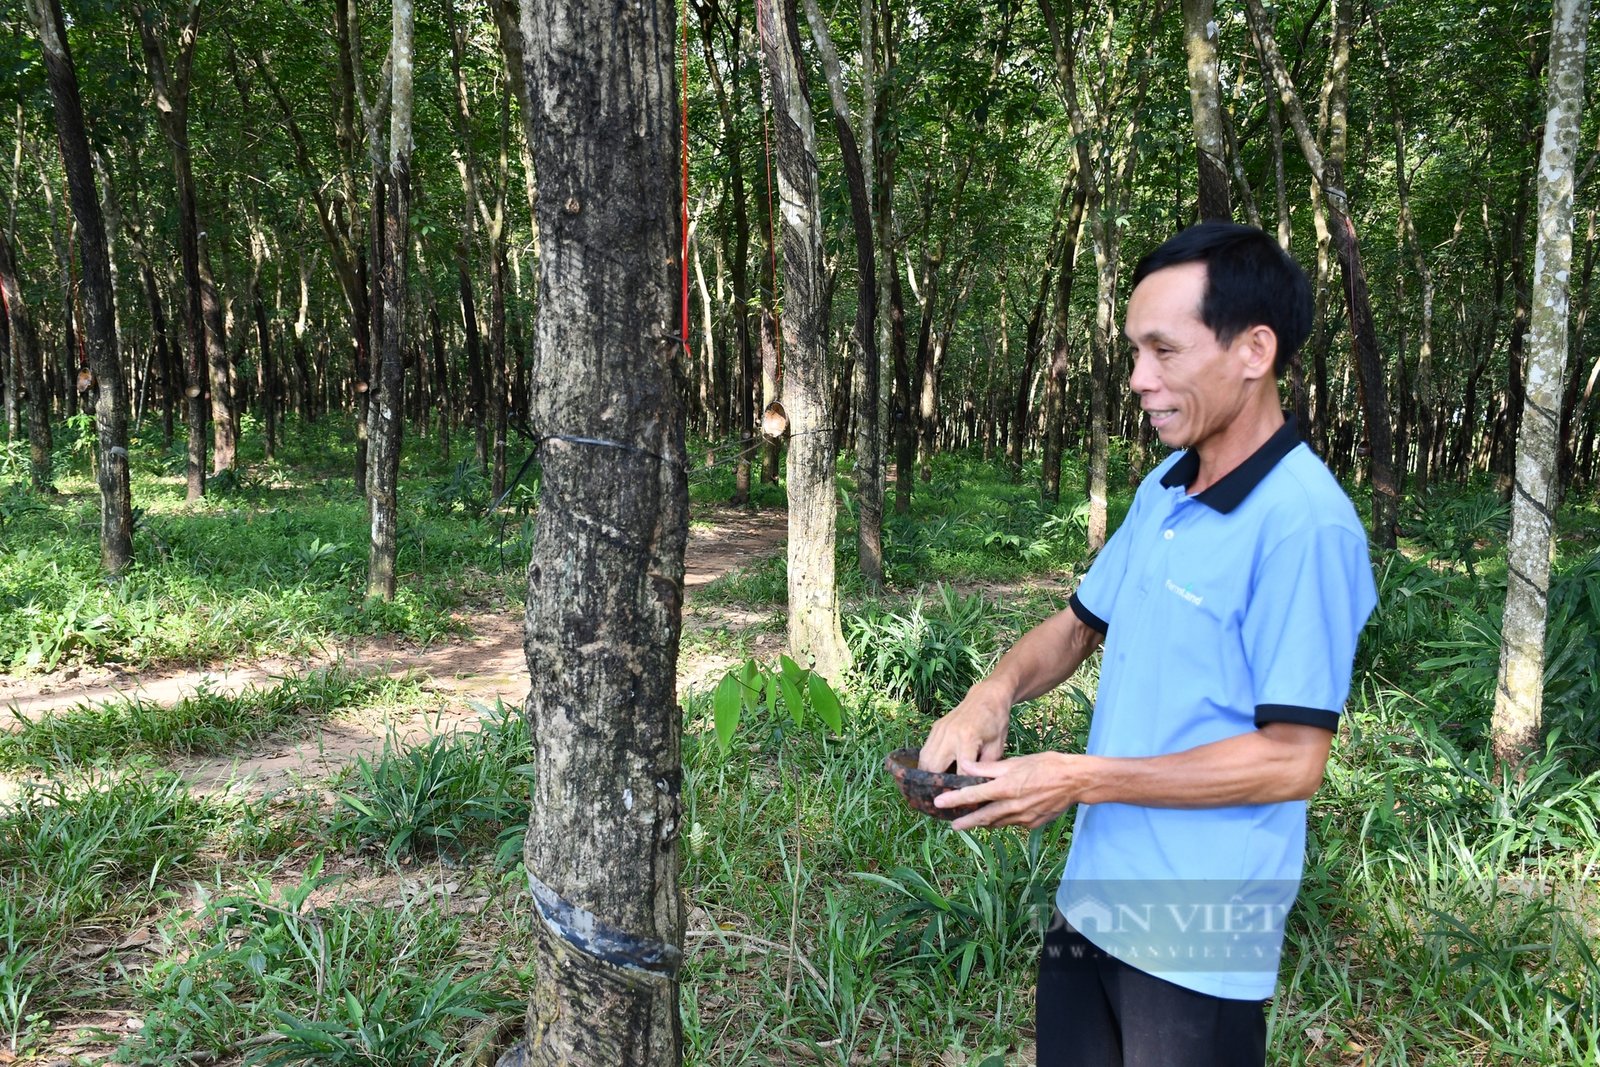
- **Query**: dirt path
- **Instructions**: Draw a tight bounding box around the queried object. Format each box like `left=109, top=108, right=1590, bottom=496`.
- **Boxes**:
left=2, top=505, right=787, bottom=798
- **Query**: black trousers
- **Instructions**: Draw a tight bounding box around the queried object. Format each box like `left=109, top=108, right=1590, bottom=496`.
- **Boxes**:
left=1035, top=916, right=1267, bottom=1067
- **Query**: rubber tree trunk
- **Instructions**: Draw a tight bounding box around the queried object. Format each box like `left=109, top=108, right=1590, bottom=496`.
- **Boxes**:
left=366, top=0, right=412, bottom=602
left=1182, top=0, right=1231, bottom=220
left=136, top=2, right=209, bottom=497
left=29, top=0, right=132, bottom=573
left=801, top=0, right=881, bottom=590
left=0, top=229, right=52, bottom=490
left=762, top=0, right=853, bottom=681
left=1494, top=0, right=1589, bottom=765
left=515, top=0, right=687, bottom=1058
left=197, top=232, right=233, bottom=472
left=1250, top=0, right=1398, bottom=548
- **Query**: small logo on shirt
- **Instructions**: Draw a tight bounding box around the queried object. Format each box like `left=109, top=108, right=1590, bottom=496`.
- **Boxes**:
left=1165, top=578, right=1204, bottom=607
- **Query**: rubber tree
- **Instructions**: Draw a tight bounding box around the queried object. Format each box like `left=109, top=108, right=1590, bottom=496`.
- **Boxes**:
left=365, top=0, right=413, bottom=602
left=26, top=0, right=133, bottom=575
left=1182, top=0, right=1230, bottom=221
left=0, top=228, right=52, bottom=491
left=801, top=0, right=882, bottom=591
left=137, top=1, right=236, bottom=480
left=1493, top=0, right=1590, bottom=765
left=1249, top=0, right=1399, bottom=548
left=514, top=0, right=688, bottom=1057
left=761, top=0, right=854, bottom=681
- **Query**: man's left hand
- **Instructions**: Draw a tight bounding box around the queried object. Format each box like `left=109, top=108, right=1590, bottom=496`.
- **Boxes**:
left=934, top=752, right=1087, bottom=831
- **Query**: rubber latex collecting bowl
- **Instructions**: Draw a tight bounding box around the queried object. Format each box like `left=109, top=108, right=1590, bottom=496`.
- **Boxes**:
left=885, top=747, right=990, bottom=821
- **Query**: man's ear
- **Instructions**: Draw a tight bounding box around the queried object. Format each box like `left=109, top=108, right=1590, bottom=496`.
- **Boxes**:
left=1236, top=324, right=1279, bottom=381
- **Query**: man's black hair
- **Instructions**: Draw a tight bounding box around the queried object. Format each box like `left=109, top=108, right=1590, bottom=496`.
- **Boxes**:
left=1130, top=222, right=1312, bottom=377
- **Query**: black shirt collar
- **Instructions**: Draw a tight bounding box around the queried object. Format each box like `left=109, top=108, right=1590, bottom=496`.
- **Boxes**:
left=1158, top=414, right=1303, bottom=514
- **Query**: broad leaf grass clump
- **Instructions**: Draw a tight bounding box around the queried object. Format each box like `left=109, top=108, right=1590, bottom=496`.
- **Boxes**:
left=847, top=584, right=999, bottom=716
left=0, top=768, right=279, bottom=1047
left=334, top=702, right=532, bottom=864
left=120, top=861, right=519, bottom=1067
left=0, top=668, right=423, bottom=769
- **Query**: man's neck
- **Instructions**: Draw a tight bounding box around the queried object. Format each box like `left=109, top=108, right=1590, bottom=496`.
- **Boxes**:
left=1188, top=401, right=1285, bottom=496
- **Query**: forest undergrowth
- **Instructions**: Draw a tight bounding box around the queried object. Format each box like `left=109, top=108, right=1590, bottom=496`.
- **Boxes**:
left=1, top=419, right=1598, bottom=1065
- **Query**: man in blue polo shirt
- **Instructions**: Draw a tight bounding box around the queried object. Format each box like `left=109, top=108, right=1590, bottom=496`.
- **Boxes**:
left=919, top=222, right=1376, bottom=1066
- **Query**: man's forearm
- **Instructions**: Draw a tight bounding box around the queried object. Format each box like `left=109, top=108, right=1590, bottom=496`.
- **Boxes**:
left=1068, top=723, right=1334, bottom=807
left=940, top=722, right=1336, bottom=829
left=983, top=607, right=1104, bottom=706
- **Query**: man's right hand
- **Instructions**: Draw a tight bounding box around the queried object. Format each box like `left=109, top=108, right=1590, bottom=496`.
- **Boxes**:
left=918, top=677, right=1012, bottom=772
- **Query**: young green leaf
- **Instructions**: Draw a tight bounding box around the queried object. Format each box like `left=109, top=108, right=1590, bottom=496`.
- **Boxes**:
left=713, top=674, right=742, bottom=754
left=808, top=673, right=843, bottom=733
left=779, top=674, right=806, bottom=728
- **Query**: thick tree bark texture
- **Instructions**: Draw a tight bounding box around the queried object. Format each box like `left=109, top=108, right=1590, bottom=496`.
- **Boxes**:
left=366, top=0, right=413, bottom=602
left=0, top=229, right=52, bottom=490
left=1182, top=0, right=1230, bottom=221
left=1494, top=0, right=1590, bottom=766
left=762, top=0, right=854, bottom=682
left=516, top=0, right=687, bottom=1060
left=30, top=0, right=132, bottom=575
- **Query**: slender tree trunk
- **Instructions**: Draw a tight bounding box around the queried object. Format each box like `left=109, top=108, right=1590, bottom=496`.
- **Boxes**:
left=0, top=229, right=52, bottom=489
left=515, top=0, right=687, bottom=1057
left=1249, top=0, right=1398, bottom=548
left=1558, top=208, right=1597, bottom=489
left=763, top=0, right=852, bottom=680
left=366, top=0, right=413, bottom=601
left=196, top=232, right=234, bottom=471
left=1182, top=0, right=1230, bottom=220
left=1375, top=18, right=1437, bottom=494
left=1493, top=160, right=1538, bottom=491
left=802, top=0, right=882, bottom=591
left=1494, top=0, right=1589, bottom=765
left=29, top=0, right=132, bottom=573
left=691, top=2, right=754, bottom=502
left=137, top=2, right=210, bottom=497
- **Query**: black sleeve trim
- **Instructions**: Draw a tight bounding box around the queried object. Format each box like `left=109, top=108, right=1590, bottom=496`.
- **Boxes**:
left=1069, top=592, right=1108, bottom=636
left=1255, top=704, right=1339, bottom=732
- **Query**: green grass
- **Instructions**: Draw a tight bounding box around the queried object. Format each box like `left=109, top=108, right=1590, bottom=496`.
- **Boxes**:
left=0, top=418, right=527, bottom=674
left=5, top=423, right=1599, bottom=1064
left=333, top=702, right=532, bottom=864
left=0, top=667, right=426, bottom=769
left=120, top=860, right=521, bottom=1067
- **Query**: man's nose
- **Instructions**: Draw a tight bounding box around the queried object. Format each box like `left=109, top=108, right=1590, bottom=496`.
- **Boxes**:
left=1128, top=350, right=1155, bottom=395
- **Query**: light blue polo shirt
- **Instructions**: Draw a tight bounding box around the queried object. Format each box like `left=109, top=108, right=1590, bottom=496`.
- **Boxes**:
left=1054, top=417, right=1376, bottom=1000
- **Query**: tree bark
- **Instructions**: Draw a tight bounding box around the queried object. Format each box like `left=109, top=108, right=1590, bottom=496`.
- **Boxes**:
left=366, top=0, right=413, bottom=602
left=1493, top=0, right=1590, bottom=766
left=516, top=0, right=688, bottom=1057
left=137, top=1, right=211, bottom=497
left=196, top=234, right=234, bottom=472
left=0, top=229, right=52, bottom=490
left=1248, top=0, right=1398, bottom=548
left=692, top=0, right=755, bottom=503
left=1182, top=0, right=1231, bottom=220
left=762, top=0, right=853, bottom=680
left=29, top=0, right=132, bottom=573
left=1040, top=0, right=1165, bottom=547
left=802, top=0, right=882, bottom=591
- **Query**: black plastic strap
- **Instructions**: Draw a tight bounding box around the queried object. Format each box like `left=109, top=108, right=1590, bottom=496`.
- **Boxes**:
left=526, top=868, right=682, bottom=978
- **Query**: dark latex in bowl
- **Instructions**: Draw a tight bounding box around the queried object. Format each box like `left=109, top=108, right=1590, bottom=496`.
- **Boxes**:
left=885, top=747, right=990, bottom=821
